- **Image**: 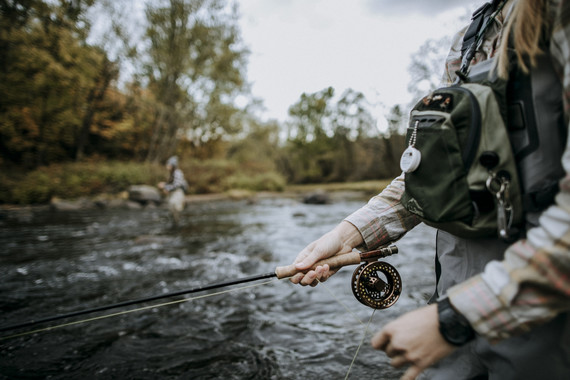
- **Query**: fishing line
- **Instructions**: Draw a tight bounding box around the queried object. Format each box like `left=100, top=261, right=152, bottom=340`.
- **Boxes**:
left=1, top=245, right=399, bottom=337
left=0, top=278, right=282, bottom=341
left=0, top=271, right=280, bottom=334
left=345, top=309, right=376, bottom=380
left=315, top=279, right=378, bottom=379
left=2, top=243, right=401, bottom=380
left=316, top=279, right=365, bottom=326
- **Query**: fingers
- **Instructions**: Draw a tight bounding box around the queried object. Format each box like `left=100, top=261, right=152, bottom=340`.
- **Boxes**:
left=371, top=307, right=449, bottom=380
left=401, top=365, right=423, bottom=380
left=290, top=264, right=331, bottom=286
left=372, top=327, right=417, bottom=376
left=293, top=229, right=346, bottom=271
left=378, top=342, right=426, bottom=380
left=373, top=334, right=407, bottom=369
left=289, top=272, right=305, bottom=284
left=290, top=228, right=348, bottom=285
left=389, top=355, right=408, bottom=368
left=371, top=327, right=390, bottom=350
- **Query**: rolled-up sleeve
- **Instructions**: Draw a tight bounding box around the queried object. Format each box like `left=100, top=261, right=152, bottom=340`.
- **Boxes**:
left=344, top=174, right=420, bottom=250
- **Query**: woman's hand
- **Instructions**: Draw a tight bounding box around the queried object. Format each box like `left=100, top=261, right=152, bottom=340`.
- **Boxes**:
left=290, top=221, right=363, bottom=286
left=371, top=305, right=457, bottom=380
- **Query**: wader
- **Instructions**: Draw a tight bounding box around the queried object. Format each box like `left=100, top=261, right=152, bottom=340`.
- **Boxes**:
left=167, top=188, right=185, bottom=226
left=422, top=8, right=570, bottom=378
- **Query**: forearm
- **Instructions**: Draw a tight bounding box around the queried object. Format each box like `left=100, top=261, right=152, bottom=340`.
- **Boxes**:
left=344, top=174, right=420, bottom=250
left=333, top=220, right=364, bottom=250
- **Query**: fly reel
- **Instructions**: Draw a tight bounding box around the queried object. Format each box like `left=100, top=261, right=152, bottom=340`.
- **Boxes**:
left=351, top=260, right=401, bottom=309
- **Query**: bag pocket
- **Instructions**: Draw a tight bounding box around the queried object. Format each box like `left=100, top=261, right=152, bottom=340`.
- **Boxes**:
left=402, top=111, right=474, bottom=224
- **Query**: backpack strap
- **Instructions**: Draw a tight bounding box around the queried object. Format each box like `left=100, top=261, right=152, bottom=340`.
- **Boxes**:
left=522, top=182, right=560, bottom=213
left=461, top=1, right=500, bottom=57
left=456, top=0, right=506, bottom=82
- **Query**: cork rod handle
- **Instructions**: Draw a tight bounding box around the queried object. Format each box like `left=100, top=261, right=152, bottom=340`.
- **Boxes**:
left=274, top=251, right=362, bottom=279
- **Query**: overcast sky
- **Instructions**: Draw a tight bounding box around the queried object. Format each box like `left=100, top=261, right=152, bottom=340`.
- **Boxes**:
left=237, top=0, right=481, bottom=129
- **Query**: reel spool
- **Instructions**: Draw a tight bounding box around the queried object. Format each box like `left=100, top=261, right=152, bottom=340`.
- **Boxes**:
left=351, top=261, right=402, bottom=309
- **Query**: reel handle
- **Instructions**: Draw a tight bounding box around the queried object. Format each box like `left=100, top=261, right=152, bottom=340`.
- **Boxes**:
left=274, top=245, right=398, bottom=279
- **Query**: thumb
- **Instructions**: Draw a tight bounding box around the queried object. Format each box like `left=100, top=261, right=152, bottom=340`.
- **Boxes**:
left=294, top=250, right=322, bottom=270
left=294, top=242, right=327, bottom=269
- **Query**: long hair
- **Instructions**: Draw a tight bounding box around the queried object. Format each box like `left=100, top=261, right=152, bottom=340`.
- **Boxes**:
left=496, top=0, right=548, bottom=78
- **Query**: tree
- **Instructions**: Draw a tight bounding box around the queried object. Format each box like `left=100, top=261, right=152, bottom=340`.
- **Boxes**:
left=284, top=87, right=335, bottom=182
left=227, top=117, right=281, bottom=172
left=407, top=36, right=452, bottom=103
left=327, top=89, right=377, bottom=181
left=143, top=0, right=249, bottom=163
left=0, top=0, right=112, bottom=167
left=287, top=86, right=334, bottom=143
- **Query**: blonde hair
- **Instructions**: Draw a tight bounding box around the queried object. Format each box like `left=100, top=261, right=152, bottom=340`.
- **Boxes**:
left=496, top=0, right=547, bottom=78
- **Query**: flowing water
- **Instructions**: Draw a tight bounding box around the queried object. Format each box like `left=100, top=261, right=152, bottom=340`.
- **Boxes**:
left=0, top=194, right=436, bottom=379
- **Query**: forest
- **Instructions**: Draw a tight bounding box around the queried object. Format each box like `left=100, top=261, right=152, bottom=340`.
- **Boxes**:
left=0, top=0, right=445, bottom=204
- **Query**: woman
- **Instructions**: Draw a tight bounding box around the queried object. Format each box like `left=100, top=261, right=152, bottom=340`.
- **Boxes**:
left=290, top=1, right=570, bottom=379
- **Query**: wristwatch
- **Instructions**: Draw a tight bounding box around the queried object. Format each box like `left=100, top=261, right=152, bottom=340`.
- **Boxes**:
left=437, top=297, right=475, bottom=346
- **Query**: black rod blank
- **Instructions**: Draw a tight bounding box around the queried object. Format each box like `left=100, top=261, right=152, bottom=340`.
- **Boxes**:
left=0, top=272, right=277, bottom=333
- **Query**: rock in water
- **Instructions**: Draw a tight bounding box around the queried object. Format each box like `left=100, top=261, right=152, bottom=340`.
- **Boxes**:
left=128, top=185, right=162, bottom=205
left=303, top=191, right=330, bottom=204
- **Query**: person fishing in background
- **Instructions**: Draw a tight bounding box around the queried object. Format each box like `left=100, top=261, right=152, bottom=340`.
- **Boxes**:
left=158, top=156, right=188, bottom=227
left=289, top=0, right=570, bottom=379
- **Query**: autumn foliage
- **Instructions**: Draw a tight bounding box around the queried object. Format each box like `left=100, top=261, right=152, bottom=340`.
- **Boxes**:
left=0, top=1, right=406, bottom=204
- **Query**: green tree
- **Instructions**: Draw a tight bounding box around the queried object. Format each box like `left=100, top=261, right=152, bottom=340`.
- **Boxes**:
left=287, top=86, right=334, bottom=143
left=327, top=89, right=376, bottom=181
left=143, top=0, right=249, bottom=163
left=333, top=89, right=376, bottom=140
left=285, top=87, right=335, bottom=182
left=281, top=86, right=406, bottom=183
left=227, top=117, right=281, bottom=172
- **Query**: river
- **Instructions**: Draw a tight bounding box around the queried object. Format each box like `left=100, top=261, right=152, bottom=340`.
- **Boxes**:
left=0, top=194, right=436, bottom=379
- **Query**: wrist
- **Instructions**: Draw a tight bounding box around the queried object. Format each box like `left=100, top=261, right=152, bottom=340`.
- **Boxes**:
left=437, top=296, right=475, bottom=346
left=335, top=221, right=363, bottom=249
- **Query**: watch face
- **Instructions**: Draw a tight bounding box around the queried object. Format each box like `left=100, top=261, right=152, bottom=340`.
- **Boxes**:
left=442, top=316, right=468, bottom=342
left=438, top=299, right=474, bottom=345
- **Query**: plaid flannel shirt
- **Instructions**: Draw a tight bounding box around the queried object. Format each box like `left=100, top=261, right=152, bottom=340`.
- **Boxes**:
left=345, top=0, right=570, bottom=343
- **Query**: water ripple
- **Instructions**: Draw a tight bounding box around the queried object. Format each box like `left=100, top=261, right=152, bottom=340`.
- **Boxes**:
left=0, top=198, right=434, bottom=379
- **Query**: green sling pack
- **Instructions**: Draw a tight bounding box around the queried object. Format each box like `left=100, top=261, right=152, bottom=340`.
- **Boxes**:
left=400, top=0, right=526, bottom=240
left=400, top=80, right=523, bottom=240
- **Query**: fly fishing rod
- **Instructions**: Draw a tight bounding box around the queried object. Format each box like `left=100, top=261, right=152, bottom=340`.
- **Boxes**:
left=0, top=245, right=400, bottom=335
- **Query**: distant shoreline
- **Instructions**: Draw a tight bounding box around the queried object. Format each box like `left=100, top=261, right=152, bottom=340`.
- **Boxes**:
left=0, top=180, right=390, bottom=212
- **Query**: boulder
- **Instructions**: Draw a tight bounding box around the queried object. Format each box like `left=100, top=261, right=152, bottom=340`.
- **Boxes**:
left=303, top=191, right=330, bottom=205
left=128, top=185, right=162, bottom=205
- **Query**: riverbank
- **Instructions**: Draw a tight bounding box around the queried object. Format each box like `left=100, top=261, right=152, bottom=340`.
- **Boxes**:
left=0, top=159, right=396, bottom=207
left=0, top=160, right=287, bottom=205
left=0, top=180, right=391, bottom=213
